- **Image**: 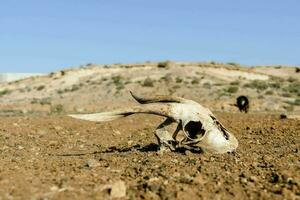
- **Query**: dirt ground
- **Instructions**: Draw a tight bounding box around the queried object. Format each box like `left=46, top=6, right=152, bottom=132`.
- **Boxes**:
left=0, top=112, right=299, bottom=200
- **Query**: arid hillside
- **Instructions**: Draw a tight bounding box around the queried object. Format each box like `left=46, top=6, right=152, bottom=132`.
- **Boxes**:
left=1, top=61, right=299, bottom=115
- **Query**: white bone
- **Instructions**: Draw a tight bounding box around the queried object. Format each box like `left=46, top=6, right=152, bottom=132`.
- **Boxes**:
left=69, top=92, right=238, bottom=154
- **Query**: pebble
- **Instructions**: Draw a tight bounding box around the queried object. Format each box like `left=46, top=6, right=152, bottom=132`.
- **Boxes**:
left=110, top=180, right=126, bottom=198
left=249, top=176, right=258, bottom=182
left=240, top=178, right=248, bottom=184
left=48, top=141, right=58, bottom=146
left=86, top=159, right=100, bottom=168
left=263, top=155, right=272, bottom=162
left=113, top=130, right=121, bottom=135
left=17, top=145, right=24, bottom=150
left=173, top=172, right=180, bottom=177
left=171, top=159, right=179, bottom=164
left=185, top=150, right=193, bottom=156
left=149, top=177, right=160, bottom=182
left=37, top=129, right=48, bottom=136
left=54, top=126, right=63, bottom=131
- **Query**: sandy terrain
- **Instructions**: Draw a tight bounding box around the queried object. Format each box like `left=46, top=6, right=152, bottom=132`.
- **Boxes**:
left=0, top=112, right=299, bottom=200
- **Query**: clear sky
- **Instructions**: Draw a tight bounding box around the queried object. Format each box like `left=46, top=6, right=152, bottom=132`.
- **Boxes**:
left=0, top=0, right=299, bottom=73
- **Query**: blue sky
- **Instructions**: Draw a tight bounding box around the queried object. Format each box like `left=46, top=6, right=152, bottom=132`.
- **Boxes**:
left=0, top=0, right=299, bottom=73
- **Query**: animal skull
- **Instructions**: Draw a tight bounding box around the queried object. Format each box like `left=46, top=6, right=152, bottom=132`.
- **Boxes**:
left=69, top=92, right=238, bottom=154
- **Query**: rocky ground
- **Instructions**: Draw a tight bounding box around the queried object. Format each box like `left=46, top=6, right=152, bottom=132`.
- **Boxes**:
left=0, top=112, right=299, bottom=200
left=0, top=62, right=300, bottom=199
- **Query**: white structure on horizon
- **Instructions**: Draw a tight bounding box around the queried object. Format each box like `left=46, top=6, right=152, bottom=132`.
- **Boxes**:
left=0, top=73, right=44, bottom=83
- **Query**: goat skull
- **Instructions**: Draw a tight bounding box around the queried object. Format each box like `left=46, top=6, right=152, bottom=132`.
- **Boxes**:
left=69, top=92, right=238, bottom=154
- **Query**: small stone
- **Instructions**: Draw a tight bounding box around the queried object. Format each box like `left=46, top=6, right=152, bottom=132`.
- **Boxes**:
left=113, top=130, right=121, bottom=135
left=185, top=150, right=193, bottom=156
left=149, top=177, right=159, bottom=182
left=50, top=186, right=59, bottom=191
left=180, top=174, right=194, bottom=184
left=17, top=145, right=24, bottom=150
left=140, top=132, right=146, bottom=137
left=48, top=141, right=58, bottom=146
left=249, top=176, right=258, bottom=182
left=240, top=178, right=247, bottom=184
left=110, top=169, right=121, bottom=173
left=37, top=129, right=47, bottom=135
left=173, top=172, right=180, bottom=177
left=149, top=184, right=160, bottom=193
left=110, top=180, right=126, bottom=198
left=54, top=126, right=63, bottom=131
left=172, top=159, right=179, bottom=164
left=263, top=155, right=272, bottom=162
left=86, top=159, right=100, bottom=168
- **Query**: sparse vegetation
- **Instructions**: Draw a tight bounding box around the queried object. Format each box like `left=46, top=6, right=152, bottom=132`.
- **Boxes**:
left=50, top=104, right=64, bottom=114
left=191, top=77, right=200, bottom=85
left=203, top=82, right=211, bottom=89
left=294, top=98, right=300, bottom=105
left=284, top=105, right=294, bottom=112
left=0, top=89, right=11, bottom=97
left=142, top=77, right=154, bottom=87
left=160, top=74, right=172, bottom=84
left=227, top=62, right=240, bottom=66
left=172, top=85, right=180, bottom=90
left=285, top=82, right=300, bottom=94
left=70, top=84, right=80, bottom=92
left=285, top=98, right=300, bottom=106
left=268, top=81, right=280, bottom=89
left=157, top=61, right=172, bottom=68
left=60, top=70, right=66, bottom=76
left=287, top=77, right=297, bottom=82
left=257, top=95, right=264, bottom=99
left=225, top=86, right=239, bottom=93
left=265, top=90, right=274, bottom=95
left=230, top=81, right=240, bottom=86
left=36, top=85, right=45, bottom=91
left=56, top=84, right=82, bottom=94
left=243, top=80, right=268, bottom=91
left=112, top=75, right=122, bottom=85
left=111, top=75, right=125, bottom=91
left=31, top=97, right=52, bottom=105
left=175, top=77, right=183, bottom=83
left=281, top=92, right=292, bottom=97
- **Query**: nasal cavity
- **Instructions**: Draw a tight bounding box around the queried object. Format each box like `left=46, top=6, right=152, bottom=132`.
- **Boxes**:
left=184, top=121, right=205, bottom=139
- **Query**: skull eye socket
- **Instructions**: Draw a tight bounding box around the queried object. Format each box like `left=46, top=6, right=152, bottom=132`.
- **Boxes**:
left=210, top=115, right=230, bottom=140
left=184, top=121, right=206, bottom=140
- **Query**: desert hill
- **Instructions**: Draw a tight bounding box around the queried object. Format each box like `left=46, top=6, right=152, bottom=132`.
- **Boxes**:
left=0, top=61, right=299, bottom=115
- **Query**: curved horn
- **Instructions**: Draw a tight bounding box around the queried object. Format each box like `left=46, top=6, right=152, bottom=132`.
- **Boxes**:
left=130, top=91, right=187, bottom=104
left=69, top=104, right=174, bottom=122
